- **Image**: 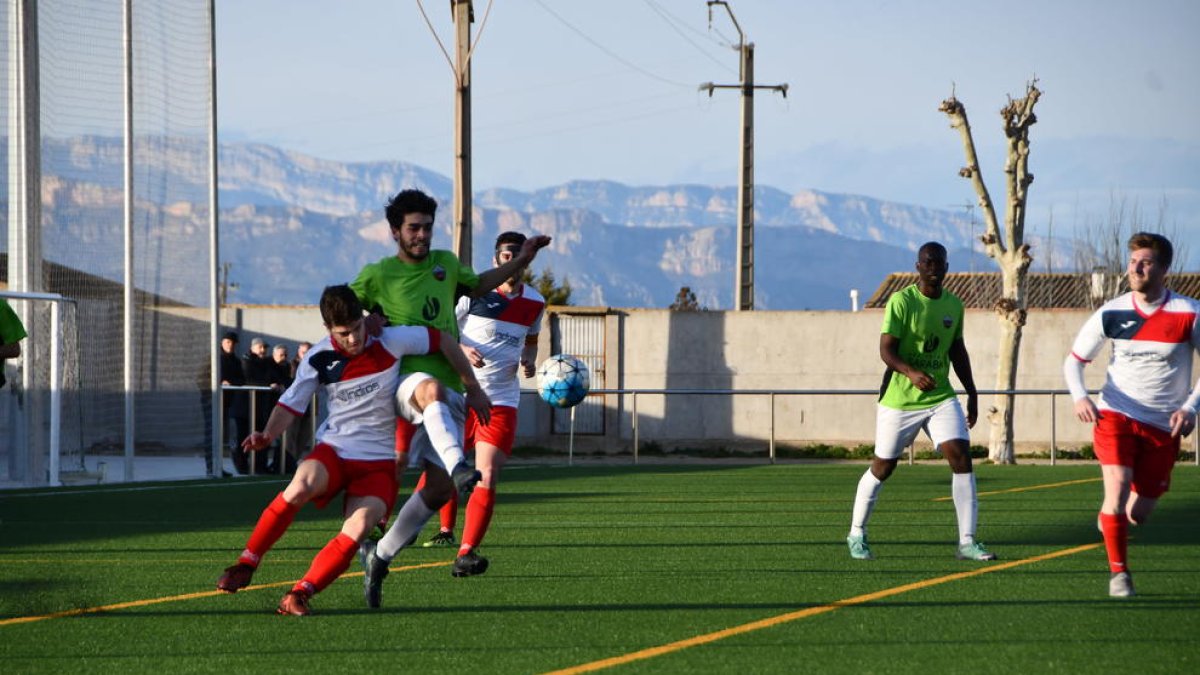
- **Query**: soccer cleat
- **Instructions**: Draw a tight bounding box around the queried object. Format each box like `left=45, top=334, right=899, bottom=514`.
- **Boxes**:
left=451, top=550, right=490, bottom=577
left=1109, top=571, right=1135, bottom=598
left=276, top=589, right=312, bottom=616
left=216, top=562, right=256, bottom=593
left=422, top=530, right=457, bottom=548
left=360, top=540, right=389, bottom=609
left=451, top=461, right=482, bottom=495
left=956, top=541, right=998, bottom=561
left=847, top=534, right=873, bottom=560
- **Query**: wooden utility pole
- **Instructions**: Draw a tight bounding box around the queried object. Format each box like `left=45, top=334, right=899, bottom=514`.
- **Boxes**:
left=451, top=0, right=473, bottom=266
left=700, top=1, right=786, bottom=311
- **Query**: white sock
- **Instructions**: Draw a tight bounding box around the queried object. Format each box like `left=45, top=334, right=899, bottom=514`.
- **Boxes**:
left=376, top=492, right=435, bottom=561
left=422, top=400, right=465, bottom=471
left=952, top=472, right=977, bottom=545
left=850, top=470, right=883, bottom=537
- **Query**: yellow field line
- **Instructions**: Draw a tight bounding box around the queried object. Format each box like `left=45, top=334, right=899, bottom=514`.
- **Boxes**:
left=931, top=476, right=1101, bottom=501
left=544, top=542, right=1103, bottom=675
left=0, top=561, right=451, bottom=627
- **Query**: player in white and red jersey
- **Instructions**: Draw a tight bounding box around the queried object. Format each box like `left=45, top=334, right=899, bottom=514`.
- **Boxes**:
left=215, top=285, right=489, bottom=616
left=399, top=232, right=545, bottom=582
left=1064, top=232, right=1200, bottom=598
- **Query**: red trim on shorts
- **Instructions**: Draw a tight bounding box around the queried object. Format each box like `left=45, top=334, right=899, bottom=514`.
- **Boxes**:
left=424, top=327, right=441, bottom=354
left=304, top=443, right=399, bottom=514
left=1092, top=411, right=1179, bottom=499
left=465, top=405, right=518, bottom=456
left=1070, top=351, right=1091, bottom=363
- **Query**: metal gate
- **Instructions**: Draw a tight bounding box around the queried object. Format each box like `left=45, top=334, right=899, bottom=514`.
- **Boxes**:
left=552, top=313, right=604, bottom=434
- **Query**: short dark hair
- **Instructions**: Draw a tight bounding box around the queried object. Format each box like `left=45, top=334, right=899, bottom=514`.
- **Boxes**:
left=1128, top=232, right=1173, bottom=269
left=320, top=285, right=364, bottom=327
left=918, top=241, right=947, bottom=258
left=494, top=231, right=527, bottom=254
left=385, top=189, right=438, bottom=230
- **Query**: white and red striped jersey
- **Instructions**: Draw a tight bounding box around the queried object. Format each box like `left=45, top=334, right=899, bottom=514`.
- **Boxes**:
left=456, top=285, right=544, bottom=407
left=277, top=325, right=439, bottom=460
left=1066, top=290, right=1200, bottom=431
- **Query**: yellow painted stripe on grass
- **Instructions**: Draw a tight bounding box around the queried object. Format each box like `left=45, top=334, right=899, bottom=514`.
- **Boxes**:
left=0, top=561, right=450, bottom=627
left=932, top=477, right=1101, bottom=501
left=544, top=542, right=1102, bottom=675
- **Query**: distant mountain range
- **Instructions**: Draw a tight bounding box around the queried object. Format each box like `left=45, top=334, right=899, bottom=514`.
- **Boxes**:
left=216, top=143, right=1009, bottom=309
left=11, top=137, right=1073, bottom=309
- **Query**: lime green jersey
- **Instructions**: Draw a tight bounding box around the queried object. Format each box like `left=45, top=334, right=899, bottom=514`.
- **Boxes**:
left=351, top=250, right=480, bottom=391
left=878, top=284, right=964, bottom=410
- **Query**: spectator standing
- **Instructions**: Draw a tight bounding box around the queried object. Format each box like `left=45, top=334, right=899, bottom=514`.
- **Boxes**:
left=219, top=331, right=250, bottom=473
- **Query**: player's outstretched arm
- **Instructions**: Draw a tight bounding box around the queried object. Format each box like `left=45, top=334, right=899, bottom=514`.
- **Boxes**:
left=471, top=234, right=552, bottom=297
left=436, top=331, right=492, bottom=424
left=242, top=406, right=299, bottom=451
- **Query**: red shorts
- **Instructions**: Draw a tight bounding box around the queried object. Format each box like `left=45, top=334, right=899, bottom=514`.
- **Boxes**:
left=466, top=405, right=518, bottom=456
left=1093, top=411, right=1180, bottom=499
left=304, top=443, right=399, bottom=514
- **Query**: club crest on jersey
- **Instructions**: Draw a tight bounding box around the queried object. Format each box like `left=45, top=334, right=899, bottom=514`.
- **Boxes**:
left=431, top=264, right=446, bottom=281
left=942, top=315, right=953, bottom=328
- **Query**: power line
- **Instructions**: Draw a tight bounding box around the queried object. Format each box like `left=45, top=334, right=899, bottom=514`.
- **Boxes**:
left=642, top=0, right=735, bottom=74
left=530, top=0, right=692, bottom=89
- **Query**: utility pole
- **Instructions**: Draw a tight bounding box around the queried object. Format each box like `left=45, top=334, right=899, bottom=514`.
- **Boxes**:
left=451, top=0, right=474, bottom=266
left=700, top=1, right=786, bottom=311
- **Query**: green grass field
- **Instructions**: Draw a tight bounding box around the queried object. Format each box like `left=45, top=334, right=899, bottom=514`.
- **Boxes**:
left=1, top=462, right=1197, bottom=673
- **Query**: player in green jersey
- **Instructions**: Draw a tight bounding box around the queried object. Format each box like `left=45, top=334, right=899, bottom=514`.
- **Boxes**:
left=352, top=190, right=549, bottom=598
left=846, top=242, right=995, bottom=562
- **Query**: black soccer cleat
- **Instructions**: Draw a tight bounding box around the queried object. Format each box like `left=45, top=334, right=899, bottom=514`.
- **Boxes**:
left=450, top=461, right=482, bottom=496
left=360, top=539, right=389, bottom=609
left=451, top=550, right=489, bottom=578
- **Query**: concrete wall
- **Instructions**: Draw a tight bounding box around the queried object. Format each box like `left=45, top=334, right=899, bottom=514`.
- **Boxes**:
left=224, top=304, right=1200, bottom=455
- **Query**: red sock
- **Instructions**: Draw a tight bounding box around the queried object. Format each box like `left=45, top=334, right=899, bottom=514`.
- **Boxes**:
left=440, top=490, right=459, bottom=532
left=1099, top=512, right=1129, bottom=574
left=414, top=472, right=427, bottom=492
left=459, top=486, right=495, bottom=553
left=300, top=532, right=359, bottom=594
left=239, top=493, right=299, bottom=566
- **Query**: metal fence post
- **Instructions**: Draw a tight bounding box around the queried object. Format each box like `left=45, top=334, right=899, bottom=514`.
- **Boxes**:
left=1050, top=392, right=1057, bottom=466
left=632, top=391, right=639, bottom=465
left=769, top=391, right=776, bottom=464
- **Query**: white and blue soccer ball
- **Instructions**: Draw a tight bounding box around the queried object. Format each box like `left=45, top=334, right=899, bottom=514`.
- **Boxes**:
left=537, top=354, right=591, bottom=408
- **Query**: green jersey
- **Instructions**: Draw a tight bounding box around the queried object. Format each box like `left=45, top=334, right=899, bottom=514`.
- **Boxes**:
left=1, top=299, right=26, bottom=346
left=351, top=250, right=480, bottom=391
left=878, top=284, right=963, bottom=410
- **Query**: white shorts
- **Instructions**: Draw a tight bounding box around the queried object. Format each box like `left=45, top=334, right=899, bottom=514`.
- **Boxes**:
left=873, top=398, right=969, bottom=460
left=396, top=372, right=466, bottom=470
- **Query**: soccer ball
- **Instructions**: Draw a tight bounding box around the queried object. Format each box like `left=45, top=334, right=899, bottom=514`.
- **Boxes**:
left=537, top=354, right=591, bottom=408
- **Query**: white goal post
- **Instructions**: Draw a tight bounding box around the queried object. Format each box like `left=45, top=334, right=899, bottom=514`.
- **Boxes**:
left=1, top=289, right=71, bottom=486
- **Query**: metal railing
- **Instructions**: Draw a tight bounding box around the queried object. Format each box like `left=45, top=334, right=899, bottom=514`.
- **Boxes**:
left=564, top=388, right=1200, bottom=467
left=219, top=384, right=318, bottom=476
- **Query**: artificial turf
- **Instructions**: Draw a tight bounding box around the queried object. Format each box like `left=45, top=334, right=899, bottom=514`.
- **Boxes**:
left=1, top=462, right=1196, bottom=673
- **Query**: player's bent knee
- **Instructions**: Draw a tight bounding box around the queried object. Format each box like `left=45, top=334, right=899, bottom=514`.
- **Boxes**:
left=410, top=378, right=445, bottom=411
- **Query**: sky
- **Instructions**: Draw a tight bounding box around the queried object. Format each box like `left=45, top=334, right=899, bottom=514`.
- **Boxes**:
left=216, top=0, right=1200, bottom=250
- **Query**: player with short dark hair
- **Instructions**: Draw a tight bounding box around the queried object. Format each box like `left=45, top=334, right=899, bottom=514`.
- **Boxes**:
left=214, top=285, right=489, bottom=616
left=1064, top=232, right=1200, bottom=598
left=846, top=242, right=994, bottom=562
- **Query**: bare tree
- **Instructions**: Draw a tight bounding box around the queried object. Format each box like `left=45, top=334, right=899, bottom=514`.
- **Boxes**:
left=1072, top=193, right=1189, bottom=308
left=939, top=81, right=1041, bottom=464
